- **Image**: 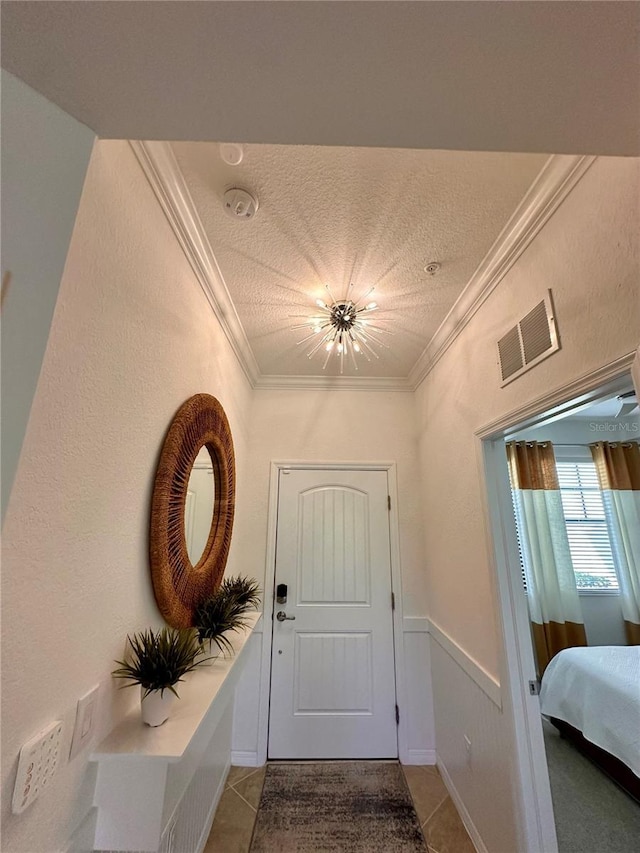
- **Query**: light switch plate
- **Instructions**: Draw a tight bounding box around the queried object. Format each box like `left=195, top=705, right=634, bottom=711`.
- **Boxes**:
left=12, top=721, right=63, bottom=814
left=69, top=684, right=100, bottom=761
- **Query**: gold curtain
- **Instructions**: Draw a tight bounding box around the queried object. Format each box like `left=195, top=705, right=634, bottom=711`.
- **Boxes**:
left=507, top=440, right=560, bottom=491
left=591, top=441, right=640, bottom=491
left=590, top=441, right=640, bottom=645
left=507, top=441, right=587, bottom=674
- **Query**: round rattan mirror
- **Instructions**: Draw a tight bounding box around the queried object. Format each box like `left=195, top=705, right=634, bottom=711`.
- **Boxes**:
left=150, top=394, right=235, bottom=627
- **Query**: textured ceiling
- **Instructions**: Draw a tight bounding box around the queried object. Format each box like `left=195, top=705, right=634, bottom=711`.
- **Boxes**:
left=171, top=143, right=547, bottom=378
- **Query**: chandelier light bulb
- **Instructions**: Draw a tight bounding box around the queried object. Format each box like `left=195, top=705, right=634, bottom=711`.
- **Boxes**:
left=294, top=282, right=388, bottom=374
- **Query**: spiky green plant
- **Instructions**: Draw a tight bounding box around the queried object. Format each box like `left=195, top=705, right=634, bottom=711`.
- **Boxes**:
left=194, top=576, right=261, bottom=654
left=194, top=590, right=245, bottom=654
left=112, top=627, right=211, bottom=698
left=219, top=576, right=261, bottom=611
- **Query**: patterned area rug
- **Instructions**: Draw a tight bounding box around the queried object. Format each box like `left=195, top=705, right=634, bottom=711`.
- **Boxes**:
left=249, top=761, right=427, bottom=852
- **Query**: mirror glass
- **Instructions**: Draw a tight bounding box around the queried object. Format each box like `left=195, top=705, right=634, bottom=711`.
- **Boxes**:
left=184, top=446, right=215, bottom=565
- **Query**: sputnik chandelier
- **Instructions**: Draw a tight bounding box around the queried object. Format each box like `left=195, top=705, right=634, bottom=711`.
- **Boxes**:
left=291, top=283, right=389, bottom=372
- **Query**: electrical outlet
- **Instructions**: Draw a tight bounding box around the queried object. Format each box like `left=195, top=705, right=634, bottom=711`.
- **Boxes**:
left=12, top=721, right=63, bottom=814
left=69, top=684, right=100, bottom=761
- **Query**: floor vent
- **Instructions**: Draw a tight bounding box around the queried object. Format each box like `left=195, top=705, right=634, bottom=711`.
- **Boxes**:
left=497, top=291, right=559, bottom=386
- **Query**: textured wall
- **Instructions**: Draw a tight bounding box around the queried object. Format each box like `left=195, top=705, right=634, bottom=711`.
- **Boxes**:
left=1, top=140, right=253, bottom=853
left=229, top=389, right=433, bottom=766
left=239, top=389, right=428, bottom=616
left=1, top=71, right=95, bottom=521
left=416, top=156, right=639, bottom=849
left=417, top=156, right=639, bottom=675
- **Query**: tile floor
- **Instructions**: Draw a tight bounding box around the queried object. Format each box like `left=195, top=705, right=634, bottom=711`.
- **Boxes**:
left=204, top=763, right=475, bottom=853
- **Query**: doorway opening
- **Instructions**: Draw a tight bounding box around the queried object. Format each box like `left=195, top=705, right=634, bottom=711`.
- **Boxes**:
left=480, top=364, right=639, bottom=853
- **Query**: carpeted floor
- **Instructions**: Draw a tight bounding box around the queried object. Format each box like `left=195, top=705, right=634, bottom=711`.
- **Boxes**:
left=249, top=761, right=427, bottom=852
left=543, top=718, right=640, bottom=853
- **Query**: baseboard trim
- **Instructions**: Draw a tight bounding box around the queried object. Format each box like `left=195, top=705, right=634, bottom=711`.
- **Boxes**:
left=231, top=750, right=262, bottom=767
left=401, top=748, right=437, bottom=766
left=428, top=619, right=502, bottom=709
left=437, top=757, right=489, bottom=853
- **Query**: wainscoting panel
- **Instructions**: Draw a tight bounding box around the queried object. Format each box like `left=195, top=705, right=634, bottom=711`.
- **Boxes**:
left=401, top=618, right=435, bottom=764
left=233, top=616, right=436, bottom=767
left=430, top=636, right=518, bottom=853
left=231, top=632, right=263, bottom=766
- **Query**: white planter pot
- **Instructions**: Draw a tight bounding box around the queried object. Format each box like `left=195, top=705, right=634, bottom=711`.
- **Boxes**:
left=140, top=687, right=177, bottom=727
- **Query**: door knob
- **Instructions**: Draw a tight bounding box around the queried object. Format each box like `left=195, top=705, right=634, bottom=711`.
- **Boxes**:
left=276, top=611, right=296, bottom=622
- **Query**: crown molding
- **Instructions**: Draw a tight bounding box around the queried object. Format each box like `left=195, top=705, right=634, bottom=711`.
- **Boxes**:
left=408, top=154, right=597, bottom=391
left=129, top=140, right=260, bottom=388
left=132, top=142, right=595, bottom=394
left=131, top=140, right=416, bottom=392
left=253, top=374, right=413, bottom=392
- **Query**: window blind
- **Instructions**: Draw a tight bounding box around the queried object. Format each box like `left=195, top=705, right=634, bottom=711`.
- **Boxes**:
left=556, top=461, right=619, bottom=590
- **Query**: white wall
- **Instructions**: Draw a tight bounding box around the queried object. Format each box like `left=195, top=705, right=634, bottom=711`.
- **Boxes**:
left=238, top=389, right=428, bottom=615
left=1, top=140, right=254, bottom=853
left=229, top=389, right=434, bottom=765
left=415, top=156, right=639, bottom=850
left=1, top=71, right=95, bottom=521
left=579, top=595, right=627, bottom=647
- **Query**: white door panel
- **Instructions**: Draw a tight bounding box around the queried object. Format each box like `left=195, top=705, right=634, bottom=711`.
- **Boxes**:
left=268, top=469, right=398, bottom=759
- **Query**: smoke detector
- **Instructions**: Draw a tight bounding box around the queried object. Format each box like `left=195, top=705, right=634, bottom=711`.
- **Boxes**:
left=223, top=187, right=259, bottom=221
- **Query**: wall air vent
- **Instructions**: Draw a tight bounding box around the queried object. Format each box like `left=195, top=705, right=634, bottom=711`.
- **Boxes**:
left=497, top=290, right=559, bottom=386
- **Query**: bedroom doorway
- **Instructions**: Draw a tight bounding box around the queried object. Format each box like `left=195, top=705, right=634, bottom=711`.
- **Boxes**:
left=479, top=361, right=639, bottom=853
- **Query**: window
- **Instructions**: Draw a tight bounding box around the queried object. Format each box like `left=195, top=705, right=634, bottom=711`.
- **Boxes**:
left=511, top=454, right=619, bottom=593
left=556, top=461, right=619, bottom=591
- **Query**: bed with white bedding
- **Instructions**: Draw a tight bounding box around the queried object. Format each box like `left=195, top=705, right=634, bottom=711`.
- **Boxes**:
left=540, top=645, right=640, bottom=790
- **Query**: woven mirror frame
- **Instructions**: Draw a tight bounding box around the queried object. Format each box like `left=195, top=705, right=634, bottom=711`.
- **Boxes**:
left=150, top=394, right=235, bottom=628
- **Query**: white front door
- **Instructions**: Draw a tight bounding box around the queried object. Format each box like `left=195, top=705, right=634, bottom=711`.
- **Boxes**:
left=268, top=468, right=398, bottom=759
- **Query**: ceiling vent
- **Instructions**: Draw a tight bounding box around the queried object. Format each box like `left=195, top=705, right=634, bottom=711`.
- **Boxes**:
left=497, top=290, right=559, bottom=386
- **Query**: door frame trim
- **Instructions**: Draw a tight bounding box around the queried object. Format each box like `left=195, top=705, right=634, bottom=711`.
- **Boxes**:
left=476, top=352, right=635, bottom=853
left=255, top=461, right=406, bottom=765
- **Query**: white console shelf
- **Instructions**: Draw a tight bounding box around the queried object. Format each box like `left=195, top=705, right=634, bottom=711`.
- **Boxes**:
left=90, top=613, right=261, bottom=853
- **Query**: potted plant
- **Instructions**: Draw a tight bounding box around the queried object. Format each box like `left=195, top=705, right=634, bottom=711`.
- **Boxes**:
left=195, top=576, right=261, bottom=654
left=112, top=627, right=211, bottom=726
